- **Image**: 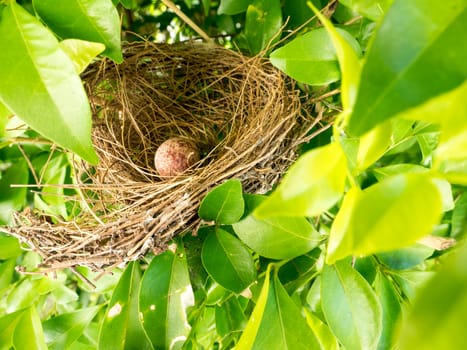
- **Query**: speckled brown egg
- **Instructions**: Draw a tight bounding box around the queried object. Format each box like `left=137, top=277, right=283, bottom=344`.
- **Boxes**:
left=154, top=138, right=200, bottom=176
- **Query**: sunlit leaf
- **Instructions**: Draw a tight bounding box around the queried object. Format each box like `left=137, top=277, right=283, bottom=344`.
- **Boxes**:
left=451, top=191, right=467, bottom=239
left=33, top=0, right=122, bottom=62
left=338, top=0, right=394, bottom=21
left=327, top=173, right=443, bottom=264
left=0, top=3, right=98, bottom=164
left=398, top=242, right=467, bottom=349
left=255, top=142, right=347, bottom=218
left=321, top=260, right=382, bottom=350
left=270, top=27, right=361, bottom=86
left=0, top=259, right=16, bottom=294
left=139, top=242, right=194, bottom=349
left=236, top=265, right=321, bottom=349
left=99, top=262, right=152, bottom=350
left=376, top=244, right=434, bottom=270
left=308, top=2, right=362, bottom=110
left=356, top=121, right=392, bottom=170
left=59, top=39, right=105, bottom=74
left=244, top=0, right=282, bottom=54
left=304, top=310, right=339, bottom=350
left=12, top=307, right=47, bottom=350
left=44, top=306, right=102, bottom=350
left=347, top=0, right=467, bottom=136
left=198, top=179, right=244, bottom=225
left=233, top=195, right=322, bottom=259
left=6, top=277, right=56, bottom=313
left=201, top=227, right=256, bottom=293
left=0, top=309, right=23, bottom=349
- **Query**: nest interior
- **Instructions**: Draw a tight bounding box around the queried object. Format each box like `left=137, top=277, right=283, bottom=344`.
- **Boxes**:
left=10, top=41, right=319, bottom=269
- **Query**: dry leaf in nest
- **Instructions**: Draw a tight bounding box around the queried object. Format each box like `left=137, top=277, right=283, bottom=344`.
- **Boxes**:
left=9, top=41, right=324, bottom=270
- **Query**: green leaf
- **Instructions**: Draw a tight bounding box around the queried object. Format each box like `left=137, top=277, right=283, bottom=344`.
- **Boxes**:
left=215, top=298, right=247, bottom=337
left=347, top=0, right=467, bottom=136
left=376, top=244, right=434, bottom=270
left=254, top=142, right=347, bottom=218
left=327, top=173, right=443, bottom=264
left=356, top=121, right=392, bottom=170
left=0, top=234, right=22, bottom=259
left=270, top=27, right=361, bottom=86
left=244, top=0, right=282, bottom=54
left=12, top=307, right=48, bottom=350
left=374, top=271, right=401, bottom=350
left=218, top=0, right=250, bottom=14
left=0, top=3, right=98, bottom=164
left=43, top=306, right=102, bottom=350
left=237, top=265, right=322, bottom=349
left=321, top=260, right=382, bottom=350
left=392, top=270, right=434, bottom=301
left=308, top=2, right=362, bottom=110
left=233, top=194, right=322, bottom=259
left=398, top=242, right=467, bottom=350
left=59, top=39, right=105, bottom=74
left=304, top=310, right=339, bottom=350
left=33, top=0, right=123, bottom=63
left=6, top=277, right=56, bottom=313
left=32, top=153, right=70, bottom=220
left=338, top=0, right=394, bottom=21
left=139, top=242, right=194, bottom=349
left=99, top=262, right=152, bottom=350
left=0, top=310, right=23, bottom=349
left=0, top=259, right=16, bottom=294
left=0, top=102, right=11, bottom=137
left=201, top=227, right=256, bottom=293
left=451, top=191, right=467, bottom=239
left=0, top=158, right=29, bottom=225
left=198, top=179, right=244, bottom=224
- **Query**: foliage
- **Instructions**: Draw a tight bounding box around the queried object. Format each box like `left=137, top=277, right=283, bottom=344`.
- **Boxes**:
left=1, top=0, right=467, bottom=349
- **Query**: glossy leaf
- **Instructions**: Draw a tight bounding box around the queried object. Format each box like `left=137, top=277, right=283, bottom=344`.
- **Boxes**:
left=339, top=0, right=394, bottom=21
left=0, top=3, right=98, bottom=164
left=139, top=242, right=194, bottom=349
left=237, top=266, right=321, bottom=349
left=198, top=179, right=244, bottom=225
left=308, top=2, right=362, bottom=110
left=0, top=102, right=11, bottom=137
left=233, top=194, right=322, bottom=259
left=12, top=307, right=48, bottom=350
left=327, top=173, right=443, bottom=264
left=304, top=310, right=339, bottom=350
left=270, top=27, right=361, bottom=85
left=392, top=270, right=435, bottom=301
left=0, top=234, right=22, bottom=260
left=321, top=260, right=382, bottom=350
left=33, top=0, right=122, bottom=63
left=376, top=244, right=434, bottom=270
left=374, top=271, right=401, bottom=350
left=244, top=0, right=282, bottom=54
left=0, top=158, right=28, bottom=225
left=255, top=142, right=347, bottom=218
left=59, top=39, right=105, bottom=74
left=398, top=242, right=467, bottom=349
left=348, top=0, right=467, bottom=136
left=201, top=227, right=256, bottom=293
left=218, top=0, right=250, bottom=14
left=99, top=262, right=152, bottom=350
left=43, top=306, right=101, bottom=350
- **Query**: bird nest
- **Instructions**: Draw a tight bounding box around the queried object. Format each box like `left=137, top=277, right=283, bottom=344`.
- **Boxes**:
left=9, top=41, right=326, bottom=270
